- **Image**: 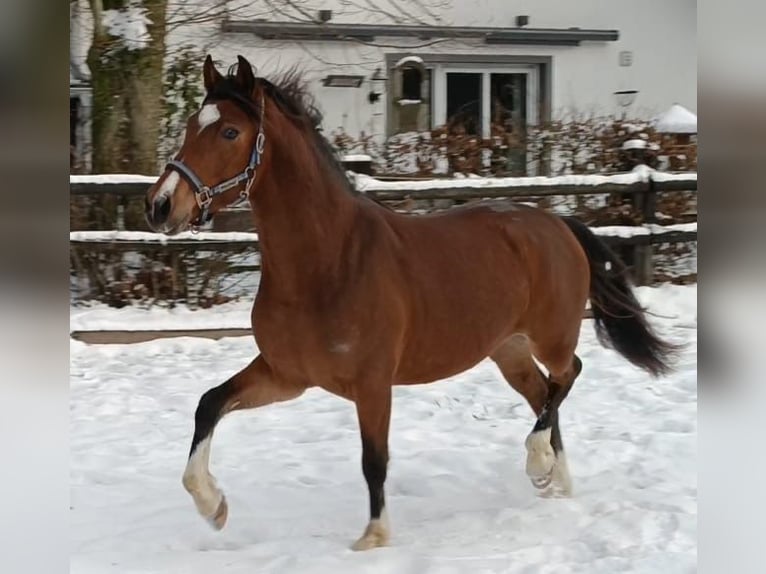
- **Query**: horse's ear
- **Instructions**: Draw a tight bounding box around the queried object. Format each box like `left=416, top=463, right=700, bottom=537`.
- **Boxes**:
left=203, top=55, right=223, bottom=93
left=235, top=55, right=256, bottom=96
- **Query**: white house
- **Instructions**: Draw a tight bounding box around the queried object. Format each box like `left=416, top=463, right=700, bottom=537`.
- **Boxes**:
left=70, top=0, right=696, bottom=158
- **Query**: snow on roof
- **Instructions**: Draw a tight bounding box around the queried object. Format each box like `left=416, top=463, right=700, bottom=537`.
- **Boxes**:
left=654, top=104, right=697, bottom=134
left=394, top=55, right=424, bottom=68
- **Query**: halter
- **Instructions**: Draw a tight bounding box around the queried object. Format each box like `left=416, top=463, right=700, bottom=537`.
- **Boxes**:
left=165, top=93, right=266, bottom=228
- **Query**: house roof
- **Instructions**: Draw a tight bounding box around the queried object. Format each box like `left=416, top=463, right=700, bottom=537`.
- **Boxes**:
left=222, top=20, right=619, bottom=46
left=654, top=104, right=697, bottom=134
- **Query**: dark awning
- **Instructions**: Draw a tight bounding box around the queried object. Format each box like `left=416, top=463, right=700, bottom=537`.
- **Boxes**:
left=222, top=20, right=619, bottom=46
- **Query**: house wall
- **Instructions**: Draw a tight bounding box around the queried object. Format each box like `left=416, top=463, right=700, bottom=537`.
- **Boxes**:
left=71, top=0, right=696, bottom=141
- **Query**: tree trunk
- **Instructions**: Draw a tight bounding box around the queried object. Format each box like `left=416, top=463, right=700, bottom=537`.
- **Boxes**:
left=88, top=0, right=166, bottom=174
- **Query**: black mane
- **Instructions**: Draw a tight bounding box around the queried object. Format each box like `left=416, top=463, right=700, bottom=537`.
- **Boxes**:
left=205, top=68, right=356, bottom=195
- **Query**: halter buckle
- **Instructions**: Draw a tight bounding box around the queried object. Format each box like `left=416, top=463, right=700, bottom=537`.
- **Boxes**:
left=197, top=187, right=212, bottom=208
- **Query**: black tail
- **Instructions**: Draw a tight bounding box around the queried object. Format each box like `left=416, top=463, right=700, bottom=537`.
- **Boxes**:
left=562, top=217, right=679, bottom=377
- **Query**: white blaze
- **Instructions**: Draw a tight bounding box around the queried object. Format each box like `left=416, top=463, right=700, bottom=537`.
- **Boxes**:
left=197, top=104, right=220, bottom=134
left=157, top=171, right=180, bottom=200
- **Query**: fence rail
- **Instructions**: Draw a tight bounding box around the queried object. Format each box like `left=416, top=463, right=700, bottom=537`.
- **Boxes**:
left=70, top=171, right=697, bottom=199
left=70, top=171, right=697, bottom=307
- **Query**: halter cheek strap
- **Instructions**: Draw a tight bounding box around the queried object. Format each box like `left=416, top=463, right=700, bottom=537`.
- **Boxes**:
left=165, top=94, right=266, bottom=228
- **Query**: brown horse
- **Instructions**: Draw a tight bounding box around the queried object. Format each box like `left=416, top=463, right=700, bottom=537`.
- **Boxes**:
left=145, top=55, right=676, bottom=551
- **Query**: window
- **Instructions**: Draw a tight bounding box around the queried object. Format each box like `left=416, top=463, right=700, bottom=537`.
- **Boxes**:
left=390, top=66, right=431, bottom=134
left=401, top=68, right=422, bottom=101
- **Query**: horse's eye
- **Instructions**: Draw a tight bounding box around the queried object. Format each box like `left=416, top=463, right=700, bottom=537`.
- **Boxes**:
left=222, top=127, right=239, bottom=140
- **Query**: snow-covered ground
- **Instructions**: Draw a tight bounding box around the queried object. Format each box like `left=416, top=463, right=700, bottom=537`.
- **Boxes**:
left=70, top=285, right=697, bottom=573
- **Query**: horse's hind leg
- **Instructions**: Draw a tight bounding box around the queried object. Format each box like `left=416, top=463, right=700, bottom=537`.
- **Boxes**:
left=525, top=354, right=582, bottom=496
left=491, top=336, right=580, bottom=495
left=182, top=355, right=304, bottom=529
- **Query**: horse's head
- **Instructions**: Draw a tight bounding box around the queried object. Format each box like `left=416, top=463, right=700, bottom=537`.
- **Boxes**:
left=145, top=55, right=266, bottom=234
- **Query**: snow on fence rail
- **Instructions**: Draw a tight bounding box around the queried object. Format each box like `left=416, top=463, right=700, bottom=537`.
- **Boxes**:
left=69, top=223, right=695, bottom=245
left=70, top=169, right=697, bottom=200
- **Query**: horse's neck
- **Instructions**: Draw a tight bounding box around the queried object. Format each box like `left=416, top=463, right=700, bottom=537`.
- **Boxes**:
left=252, top=134, right=357, bottom=292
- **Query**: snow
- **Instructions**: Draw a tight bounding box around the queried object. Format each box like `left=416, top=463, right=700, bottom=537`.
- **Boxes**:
left=622, top=139, right=659, bottom=152
left=70, top=170, right=697, bottom=192
left=592, top=226, right=650, bottom=238
left=354, top=169, right=697, bottom=193
left=70, top=298, right=255, bottom=332
left=71, top=174, right=159, bottom=185
left=70, top=285, right=696, bottom=573
left=341, top=154, right=372, bottom=163
left=654, top=104, right=697, bottom=134
left=622, top=138, right=648, bottom=150
left=102, top=1, right=152, bottom=51
left=70, top=231, right=260, bottom=243
left=648, top=222, right=697, bottom=235
left=592, top=222, right=697, bottom=239
left=650, top=171, right=697, bottom=183
left=69, top=222, right=694, bottom=248
left=394, top=55, right=424, bottom=68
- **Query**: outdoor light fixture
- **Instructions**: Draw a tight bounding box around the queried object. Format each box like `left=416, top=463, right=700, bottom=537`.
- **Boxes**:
left=368, top=68, right=387, bottom=103
left=614, top=89, right=638, bottom=108
left=322, top=75, right=364, bottom=88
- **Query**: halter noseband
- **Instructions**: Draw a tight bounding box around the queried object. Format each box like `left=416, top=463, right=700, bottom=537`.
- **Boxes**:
left=165, top=93, right=266, bottom=229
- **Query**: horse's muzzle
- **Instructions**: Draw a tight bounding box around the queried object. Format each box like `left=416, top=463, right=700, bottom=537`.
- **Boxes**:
left=146, top=194, right=172, bottom=230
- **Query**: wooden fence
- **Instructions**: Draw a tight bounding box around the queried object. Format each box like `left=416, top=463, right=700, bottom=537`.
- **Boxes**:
left=70, top=171, right=697, bottom=307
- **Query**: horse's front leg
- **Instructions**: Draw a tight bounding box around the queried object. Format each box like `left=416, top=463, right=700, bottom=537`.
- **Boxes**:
left=351, top=385, right=392, bottom=551
left=182, top=355, right=304, bottom=529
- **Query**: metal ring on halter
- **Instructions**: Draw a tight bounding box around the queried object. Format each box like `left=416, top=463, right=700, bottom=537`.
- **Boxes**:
left=241, top=171, right=256, bottom=200
left=256, top=132, right=265, bottom=154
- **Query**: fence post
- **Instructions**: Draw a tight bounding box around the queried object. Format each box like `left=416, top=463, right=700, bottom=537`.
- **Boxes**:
left=116, top=196, right=126, bottom=231
left=186, top=254, right=200, bottom=310
left=633, top=174, right=656, bottom=286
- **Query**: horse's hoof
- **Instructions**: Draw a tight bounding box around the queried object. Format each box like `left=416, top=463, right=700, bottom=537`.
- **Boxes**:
left=525, top=428, right=556, bottom=479
left=207, top=495, right=228, bottom=531
left=536, top=453, right=573, bottom=497
left=530, top=473, right=553, bottom=490
left=350, top=518, right=389, bottom=551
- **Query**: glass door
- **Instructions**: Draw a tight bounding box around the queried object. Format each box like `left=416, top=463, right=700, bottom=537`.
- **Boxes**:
left=490, top=73, right=527, bottom=135
left=490, top=73, right=528, bottom=173
left=435, top=66, right=538, bottom=137
left=445, top=72, right=482, bottom=135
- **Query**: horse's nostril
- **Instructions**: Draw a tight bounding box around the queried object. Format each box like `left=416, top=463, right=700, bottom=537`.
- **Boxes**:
left=152, top=195, right=172, bottom=226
